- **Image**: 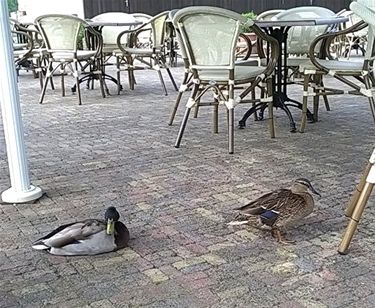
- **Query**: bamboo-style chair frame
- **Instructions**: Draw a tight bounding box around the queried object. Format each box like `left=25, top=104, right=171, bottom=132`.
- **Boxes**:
left=172, top=6, right=279, bottom=154
left=116, top=11, right=178, bottom=96
left=35, top=14, right=105, bottom=105
left=298, top=17, right=375, bottom=132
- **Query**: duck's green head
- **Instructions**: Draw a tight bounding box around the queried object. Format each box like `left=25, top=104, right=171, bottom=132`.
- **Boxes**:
left=105, top=206, right=120, bottom=235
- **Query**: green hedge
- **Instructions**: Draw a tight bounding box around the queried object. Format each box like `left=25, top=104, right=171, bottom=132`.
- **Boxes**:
left=8, top=0, right=18, bottom=13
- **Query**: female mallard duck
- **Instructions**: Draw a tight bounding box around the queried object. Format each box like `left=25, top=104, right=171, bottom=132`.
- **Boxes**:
left=232, top=178, right=320, bottom=243
left=32, top=206, right=129, bottom=255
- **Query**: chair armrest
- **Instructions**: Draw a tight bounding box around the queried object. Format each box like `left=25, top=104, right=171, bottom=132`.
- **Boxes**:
left=308, top=20, right=367, bottom=72
left=117, top=23, right=151, bottom=52
left=12, top=30, right=33, bottom=64
left=250, top=24, right=279, bottom=78
left=85, top=25, right=103, bottom=58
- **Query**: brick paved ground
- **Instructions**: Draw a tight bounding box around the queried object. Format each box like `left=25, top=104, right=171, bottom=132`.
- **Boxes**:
left=0, top=63, right=374, bottom=308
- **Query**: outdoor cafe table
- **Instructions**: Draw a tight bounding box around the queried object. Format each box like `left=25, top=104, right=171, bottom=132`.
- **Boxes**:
left=73, top=20, right=143, bottom=94
left=238, top=15, right=349, bottom=132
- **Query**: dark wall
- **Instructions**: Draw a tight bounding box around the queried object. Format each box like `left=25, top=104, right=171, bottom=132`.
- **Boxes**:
left=84, top=0, right=353, bottom=18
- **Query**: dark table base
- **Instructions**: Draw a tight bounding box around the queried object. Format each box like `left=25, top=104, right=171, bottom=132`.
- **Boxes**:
left=238, top=92, right=315, bottom=132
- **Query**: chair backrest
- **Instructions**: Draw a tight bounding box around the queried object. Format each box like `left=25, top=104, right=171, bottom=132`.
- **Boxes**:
left=35, top=14, right=87, bottom=52
left=356, top=0, right=375, bottom=8
left=274, top=7, right=336, bottom=55
left=129, top=12, right=168, bottom=48
left=173, top=6, right=246, bottom=69
left=350, top=1, right=375, bottom=60
left=169, top=9, right=188, bottom=60
left=132, top=13, right=152, bottom=24
left=92, top=12, right=137, bottom=46
left=256, top=9, right=284, bottom=21
left=150, top=11, right=169, bottom=47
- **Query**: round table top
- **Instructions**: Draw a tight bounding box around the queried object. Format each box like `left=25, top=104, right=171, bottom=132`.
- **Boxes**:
left=254, top=16, right=349, bottom=28
left=87, top=21, right=143, bottom=27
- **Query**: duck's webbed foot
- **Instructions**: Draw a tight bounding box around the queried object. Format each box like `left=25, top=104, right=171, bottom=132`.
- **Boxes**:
left=271, top=228, right=295, bottom=245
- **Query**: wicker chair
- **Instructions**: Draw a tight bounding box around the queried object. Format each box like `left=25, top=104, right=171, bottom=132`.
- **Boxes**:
left=35, top=14, right=105, bottom=105
left=172, top=6, right=278, bottom=154
left=117, top=11, right=178, bottom=96
left=91, top=12, right=139, bottom=94
left=11, top=19, right=46, bottom=88
left=295, top=1, right=375, bottom=132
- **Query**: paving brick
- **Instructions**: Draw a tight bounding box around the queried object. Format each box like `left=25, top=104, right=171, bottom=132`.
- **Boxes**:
left=143, top=268, right=169, bottom=283
left=0, top=64, right=374, bottom=307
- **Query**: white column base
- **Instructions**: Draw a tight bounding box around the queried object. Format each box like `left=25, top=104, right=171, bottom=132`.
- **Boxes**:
left=1, top=185, right=43, bottom=203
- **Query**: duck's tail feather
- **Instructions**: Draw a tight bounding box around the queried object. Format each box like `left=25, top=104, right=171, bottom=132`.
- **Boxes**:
left=32, top=242, right=50, bottom=250
left=227, top=212, right=250, bottom=226
left=227, top=220, right=250, bottom=226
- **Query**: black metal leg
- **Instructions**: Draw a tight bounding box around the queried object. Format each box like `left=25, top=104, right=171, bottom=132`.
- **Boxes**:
left=238, top=102, right=266, bottom=128
left=278, top=101, right=297, bottom=132
left=285, top=99, right=315, bottom=122
left=258, top=104, right=267, bottom=121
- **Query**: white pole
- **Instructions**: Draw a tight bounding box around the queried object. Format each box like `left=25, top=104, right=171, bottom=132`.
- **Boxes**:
left=0, top=0, right=42, bottom=203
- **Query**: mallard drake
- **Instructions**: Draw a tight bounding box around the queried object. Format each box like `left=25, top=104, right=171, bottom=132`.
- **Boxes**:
left=231, top=178, right=320, bottom=243
left=32, top=206, right=129, bottom=255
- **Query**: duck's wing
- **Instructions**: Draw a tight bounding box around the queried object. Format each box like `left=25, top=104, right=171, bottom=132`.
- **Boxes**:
left=235, top=189, right=292, bottom=215
left=32, top=219, right=105, bottom=250
left=273, top=194, right=313, bottom=228
left=48, top=230, right=116, bottom=256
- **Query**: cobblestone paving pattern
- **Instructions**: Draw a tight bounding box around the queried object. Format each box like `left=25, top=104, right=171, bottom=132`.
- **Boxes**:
left=0, top=64, right=374, bottom=307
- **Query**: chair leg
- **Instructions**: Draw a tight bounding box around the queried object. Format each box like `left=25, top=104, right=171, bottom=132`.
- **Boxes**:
left=160, top=55, right=178, bottom=91
left=169, top=73, right=191, bottom=126
left=116, top=56, right=121, bottom=95
left=166, top=67, right=178, bottom=91
left=213, top=99, right=218, bottom=134
left=157, top=69, right=168, bottom=96
left=39, top=61, right=53, bottom=104
left=175, top=84, right=199, bottom=148
left=97, top=59, right=106, bottom=98
left=153, top=56, right=168, bottom=96
left=194, top=102, right=200, bottom=118
left=46, top=58, right=55, bottom=90
left=174, top=108, right=191, bottom=148
left=252, top=89, right=259, bottom=121
left=266, top=78, right=275, bottom=138
left=299, top=74, right=310, bottom=133
left=228, top=107, right=234, bottom=154
left=37, top=58, right=43, bottom=90
left=127, top=56, right=135, bottom=90
left=61, top=64, right=65, bottom=97
left=364, top=75, right=375, bottom=123
left=73, top=60, right=82, bottom=105
left=313, top=75, right=319, bottom=122
left=320, top=77, right=330, bottom=111
left=169, top=91, right=184, bottom=125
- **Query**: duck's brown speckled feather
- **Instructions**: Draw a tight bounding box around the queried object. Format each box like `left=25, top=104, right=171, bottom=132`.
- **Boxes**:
left=236, top=189, right=313, bottom=228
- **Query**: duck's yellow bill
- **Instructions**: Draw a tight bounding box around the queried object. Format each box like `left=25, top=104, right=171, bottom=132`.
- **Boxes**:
left=106, top=219, right=115, bottom=235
